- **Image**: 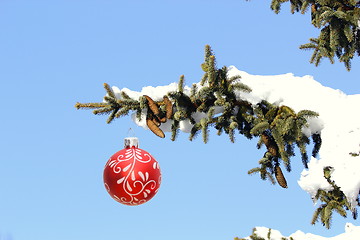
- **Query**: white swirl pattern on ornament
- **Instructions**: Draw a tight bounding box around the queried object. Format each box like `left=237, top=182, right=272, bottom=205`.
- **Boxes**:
left=108, top=153, right=124, bottom=173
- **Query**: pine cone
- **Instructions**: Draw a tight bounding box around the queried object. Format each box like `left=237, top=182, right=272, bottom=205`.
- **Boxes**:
left=261, top=132, right=278, bottom=157
left=275, top=165, right=288, bottom=188
left=144, top=95, right=167, bottom=123
left=146, top=117, right=165, bottom=138
left=144, top=95, right=160, bottom=116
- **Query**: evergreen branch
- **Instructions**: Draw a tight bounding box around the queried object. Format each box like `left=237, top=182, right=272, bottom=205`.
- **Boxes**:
left=297, top=109, right=319, bottom=118
left=267, top=229, right=272, bottom=240
left=200, top=118, right=209, bottom=143
left=103, top=83, right=116, bottom=99
left=249, top=155, right=277, bottom=185
left=190, top=83, right=198, bottom=101
left=121, top=91, right=131, bottom=99
left=247, top=167, right=262, bottom=175
left=330, top=200, right=347, bottom=218
left=311, top=206, right=324, bottom=225
left=171, top=120, right=180, bottom=141
left=264, top=106, right=278, bottom=122
left=135, top=108, right=143, bottom=121
left=270, top=0, right=360, bottom=70
left=300, top=1, right=311, bottom=14
left=271, top=0, right=289, bottom=14
left=93, top=106, right=113, bottom=115
left=250, top=121, right=270, bottom=135
left=322, top=203, right=333, bottom=229
left=271, top=127, right=290, bottom=170
left=312, top=133, right=322, bottom=157
left=311, top=167, right=359, bottom=228
left=229, top=120, right=238, bottom=143
left=103, top=96, right=119, bottom=106
left=282, top=116, right=296, bottom=136
left=227, top=74, right=241, bottom=83
left=75, top=102, right=110, bottom=109
left=115, top=107, right=131, bottom=118
left=76, top=45, right=321, bottom=193
left=178, top=75, right=185, bottom=93
left=296, top=139, right=309, bottom=168
left=189, top=122, right=201, bottom=141
left=285, top=142, right=295, bottom=158
left=106, top=110, right=119, bottom=124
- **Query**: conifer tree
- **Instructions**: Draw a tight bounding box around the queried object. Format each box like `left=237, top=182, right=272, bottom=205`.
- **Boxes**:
left=249, top=0, right=360, bottom=70
left=73, top=45, right=360, bottom=229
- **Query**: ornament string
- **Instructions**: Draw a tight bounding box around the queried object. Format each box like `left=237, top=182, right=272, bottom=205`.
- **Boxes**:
left=127, top=128, right=136, bottom=138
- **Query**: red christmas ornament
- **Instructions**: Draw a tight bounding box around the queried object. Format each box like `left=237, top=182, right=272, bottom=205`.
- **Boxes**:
left=103, top=137, right=161, bottom=206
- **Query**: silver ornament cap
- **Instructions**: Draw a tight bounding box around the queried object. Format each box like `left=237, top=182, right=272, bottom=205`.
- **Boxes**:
left=124, top=137, right=139, bottom=148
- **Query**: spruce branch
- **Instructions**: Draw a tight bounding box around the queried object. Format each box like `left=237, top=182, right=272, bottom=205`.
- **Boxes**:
left=75, top=45, right=320, bottom=191
left=93, top=106, right=113, bottom=115
left=250, top=122, right=270, bottom=135
left=189, top=122, right=201, bottom=141
left=75, top=102, right=109, bottom=110
left=311, top=133, right=322, bottom=157
left=311, top=166, right=359, bottom=229
left=171, top=120, right=180, bottom=141
left=178, top=75, right=185, bottom=93
left=248, top=154, right=276, bottom=185
left=269, top=0, right=360, bottom=70
left=103, top=82, right=116, bottom=99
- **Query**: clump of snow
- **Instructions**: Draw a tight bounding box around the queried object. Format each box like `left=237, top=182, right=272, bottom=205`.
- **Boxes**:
left=297, top=157, right=334, bottom=198
left=240, top=223, right=360, bottom=240
left=112, top=65, right=360, bottom=209
left=112, top=83, right=180, bottom=101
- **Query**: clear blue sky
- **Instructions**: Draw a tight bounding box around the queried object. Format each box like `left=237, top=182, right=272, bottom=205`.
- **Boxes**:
left=0, top=1, right=359, bottom=240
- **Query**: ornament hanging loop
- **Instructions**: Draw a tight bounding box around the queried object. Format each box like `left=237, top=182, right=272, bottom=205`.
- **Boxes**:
left=127, top=128, right=136, bottom=138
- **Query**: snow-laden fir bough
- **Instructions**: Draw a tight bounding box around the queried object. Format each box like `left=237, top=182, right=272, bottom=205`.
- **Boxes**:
left=75, top=45, right=358, bottom=228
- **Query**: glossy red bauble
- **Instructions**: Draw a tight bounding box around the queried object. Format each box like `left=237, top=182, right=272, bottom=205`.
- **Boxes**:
left=103, top=138, right=161, bottom=206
